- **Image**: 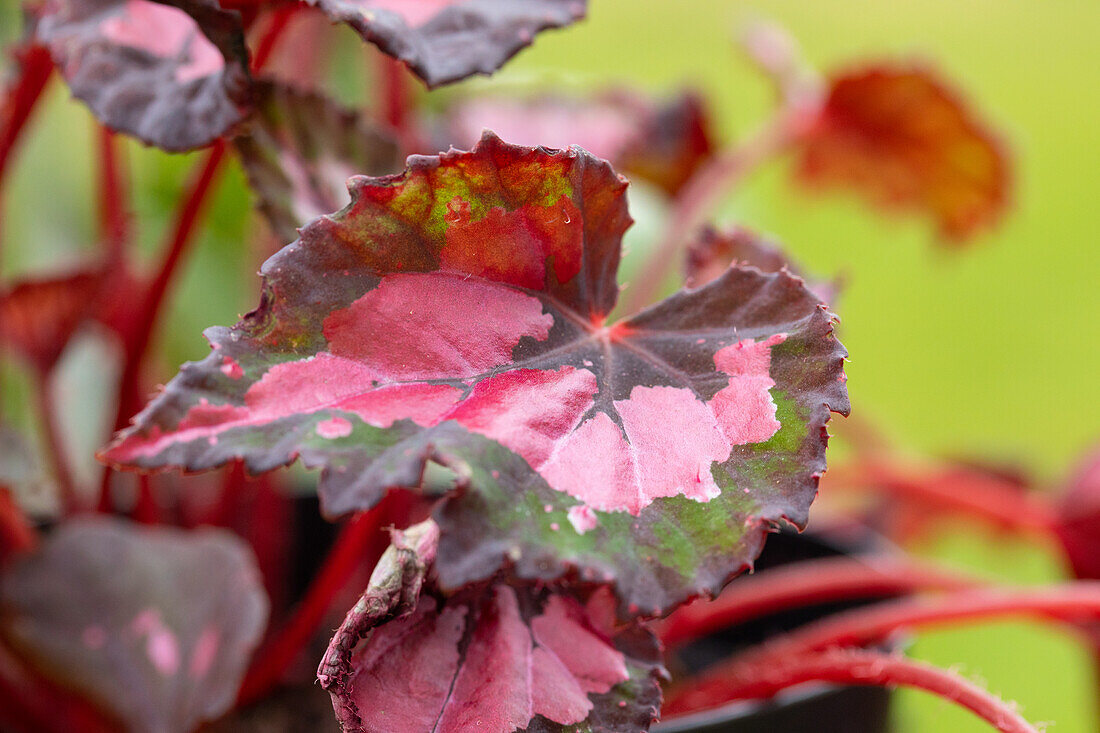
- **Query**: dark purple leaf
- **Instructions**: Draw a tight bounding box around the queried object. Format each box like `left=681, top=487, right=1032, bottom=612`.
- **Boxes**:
left=102, top=134, right=848, bottom=615
left=0, top=517, right=269, bottom=732
left=235, top=80, right=401, bottom=243
left=34, top=0, right=251, bottom=151
left=685, top=226, right=839, bottom=306
left=306, top=0, right=586, bottom=87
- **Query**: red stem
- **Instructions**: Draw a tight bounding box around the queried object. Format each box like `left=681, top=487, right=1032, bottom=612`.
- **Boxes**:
left=111, top=142, right=227, bottom=428
left=656, top=555, right=980, bottom=648
left=731, top=584, right=1100, bottom=667
left=664, top=647, right=1039, bottom=733
left=95, top=126, right=129, bottom=260
left=250, top=4, right=297, bottom=71
left=825, top=460, right=1059, bottom=539
left=0, top=487, right=36, bottom=562
left=34, top=374, right=78, bottom=512
left=0, top=643, right=120, bottom=733
left=235, top=500, right=400, bottom=705
left=0, top=44, right=53, bottom=205
left=621, top=109, right=803, bottom=315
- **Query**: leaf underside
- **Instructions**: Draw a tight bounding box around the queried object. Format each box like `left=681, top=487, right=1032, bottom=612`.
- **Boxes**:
left=306, top=0, right=587, bottom=87
left=34, top=0, right=251, bottom=151
left=0, top=517, right=269, bottom=733
left=103, top=133, right=848, bottom=616
left=235, top=79, right=402, bottom=243
left=799, top=64, right=1010, bottom=241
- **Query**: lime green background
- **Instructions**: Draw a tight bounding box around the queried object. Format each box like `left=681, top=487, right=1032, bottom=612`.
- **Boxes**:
left=2, top=0, right=1098, bottom=729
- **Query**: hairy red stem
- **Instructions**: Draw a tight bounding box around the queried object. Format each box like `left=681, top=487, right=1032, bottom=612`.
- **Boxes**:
left=656, top=555, right=981, bottom=648
left=95, top=126, right=129, bottom=259
left=236, top=501, right=400, bottom=705
left=825, top=460, right=1059, bottom=539
left=732, top=584, right=1100, bottom=667
left=664, top=647, right=1039, bottom=733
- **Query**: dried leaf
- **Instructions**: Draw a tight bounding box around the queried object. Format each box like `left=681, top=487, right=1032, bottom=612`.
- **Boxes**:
left=34, top=0, right=251, bottom=151
left=798, top=65, right=1010, bottom=241
left=0, top=517, right=269, bottom=733
left=307, top=0, right=586, bottom=87
left=235, top=80, right=401, bottom=243
left=102, top=134, right=848, bottom=614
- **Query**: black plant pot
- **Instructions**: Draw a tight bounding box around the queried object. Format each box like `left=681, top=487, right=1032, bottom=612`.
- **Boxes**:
left=653, top=528, right=895, bottom=733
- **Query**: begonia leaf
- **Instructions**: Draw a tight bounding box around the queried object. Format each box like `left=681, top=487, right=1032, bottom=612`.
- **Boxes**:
left=797, top=64, right=1009, bottom=241
left=447, top=90, right=713, bottom=195
left=101, top=133, right=848, bottom=615
left=685, top=225, right=838, bottom=306
left=0, top=517, right=269, bottom=733
left=319, top=521, right=662, bottom=732
left=33, top=0, right=251, bottom=151
left=306, top=0, right=586, bottom=88
left=235, top=80, right=401, bottom=243
left=0, top=268, right=102, bottom=372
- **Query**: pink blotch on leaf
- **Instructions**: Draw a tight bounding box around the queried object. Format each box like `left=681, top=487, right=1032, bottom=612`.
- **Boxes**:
left=359, top=0, right=450, bottom=27
left=351, top=599, right=467, bottom=731
left=100, top=0, right=223, bottom=83
left=531, top=595, right=629, bottom=694
left=448, top=366, right=598, bottom=469
left=189, top=626, right=219, bottom=678
left=131, top=609, right=180, bottom=676
left=81, top=625, right=107, bottom=650
left=435, top=586, right=532, bottom=731
left=709, top=333, right=786, bottom=445
left=567, top=505, right=598, bottom=535
left=543, top=386, right=729, bottom=514
left=220, top=357, right=243, bottom=379
left=324, top=272, right=553, bottom=380
left=316, top=416, right=353, bottom=439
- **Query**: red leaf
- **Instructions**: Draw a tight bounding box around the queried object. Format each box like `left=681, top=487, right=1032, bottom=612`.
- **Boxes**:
left=798, top=65, right=1010, bottom=241
left=0, top=270, right=102, bottom=372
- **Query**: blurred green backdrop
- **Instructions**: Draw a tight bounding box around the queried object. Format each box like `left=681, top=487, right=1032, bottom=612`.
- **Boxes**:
left=2, top=0, right=1098, bottom=730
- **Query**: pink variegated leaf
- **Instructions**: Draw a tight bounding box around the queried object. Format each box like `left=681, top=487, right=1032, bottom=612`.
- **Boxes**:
left=305, top=0, right=586, bottom=88
left=101, top=134, right=848, bottom=614
left=0, top=517, right=269, bottom=733
left=318, top=520, right=662, bottom=732
left=33, top=0, right=251, bottom=151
